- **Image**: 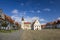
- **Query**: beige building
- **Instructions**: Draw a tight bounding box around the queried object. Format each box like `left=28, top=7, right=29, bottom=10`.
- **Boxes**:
left=24, top=22, right=31, bottom=30
left=21, top=17, right=31, bottom=30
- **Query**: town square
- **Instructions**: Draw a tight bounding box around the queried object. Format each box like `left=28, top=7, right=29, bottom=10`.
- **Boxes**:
left=0, top=0, right=60, bottom=40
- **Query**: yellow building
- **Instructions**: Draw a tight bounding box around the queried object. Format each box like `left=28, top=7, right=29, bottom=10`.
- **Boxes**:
left=21, top=17, right=31, bottom=30
left=24, top=22, right=31, bottom=30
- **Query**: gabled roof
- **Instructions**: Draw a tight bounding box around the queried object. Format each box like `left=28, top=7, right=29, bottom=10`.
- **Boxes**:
left=56, top=20, right=60, bottom=24
left=32, top=20, right=36, bottom=25
left=32, top=20, right=40, bottom=25
left=34, top=20, right=40, bottom=25
left=4, top=14, right=15, bottom=24
left=24, top=22, right=31, bottom=24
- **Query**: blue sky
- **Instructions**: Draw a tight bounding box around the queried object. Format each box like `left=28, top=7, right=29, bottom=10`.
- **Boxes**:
left=0, top=0, right=60, bottom=24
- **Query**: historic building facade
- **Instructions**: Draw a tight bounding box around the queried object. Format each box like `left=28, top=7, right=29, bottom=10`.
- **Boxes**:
left=0, top=9, right=20, bottom=30
left=33, top=20, right=41, bottom=30
left=21, top=17, right=31, bottom=30
left=21, top=17, right=41, bottom=30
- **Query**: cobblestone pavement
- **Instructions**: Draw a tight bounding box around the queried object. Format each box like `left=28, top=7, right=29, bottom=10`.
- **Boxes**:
left=0, top=29, right=23, bottom=40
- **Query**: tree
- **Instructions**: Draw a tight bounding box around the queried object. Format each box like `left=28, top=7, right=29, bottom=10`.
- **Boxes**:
left=1, top=21, right=8, bottom=30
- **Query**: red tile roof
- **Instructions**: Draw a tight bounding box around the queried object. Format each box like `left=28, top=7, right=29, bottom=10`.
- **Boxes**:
left=15, top=22, right=19, bottom=26
left=56, top=20, right=60, bottom=24
left=41, top=24, right=46, bottom=28
left=24, top=22, right=31, bottom=24
left=4, top=14, right=15, bottom=24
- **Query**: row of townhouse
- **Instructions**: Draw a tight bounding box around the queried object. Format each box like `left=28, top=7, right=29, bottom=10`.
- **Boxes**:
left=41, top=20, right=60, bottom=29
left=0, top=9, right=20, bottom=30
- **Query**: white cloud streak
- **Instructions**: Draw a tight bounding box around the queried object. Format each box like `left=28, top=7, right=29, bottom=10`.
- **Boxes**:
left=20, top=3, right=24, bottom=6
left=11, top=9, right=46, bottom=25
left=37, top=10, right=41, bottom=13
left=50, top=1, right=54, bottom=4
left=12, top=9, right=19, bottom=14
left=43, top=8, right=51, bottom=11
left=40, top=18, right=46, bottom=21
left=11, top=15, right=47, bottom=25
left=57, top=17, right=60, bottom=20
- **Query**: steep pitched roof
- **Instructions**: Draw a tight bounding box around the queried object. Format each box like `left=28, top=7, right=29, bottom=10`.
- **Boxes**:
left=32, top=20, right=41, bottom=25
left=33, top=20, right=40, bottom=25
left=21, top=17, right=24, bottom=21
left=56, top=20, right=60, bottom=24
left=24, top=22, right=31, bottom=24
left=4, top=14, right=15, bottom=24
left=32, top=20, right=36, bottom=25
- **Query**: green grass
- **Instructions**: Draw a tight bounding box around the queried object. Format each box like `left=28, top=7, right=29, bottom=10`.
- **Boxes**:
left=22, top=29, right=60, bottom=40
left=0, top=30, right=18, bottom=33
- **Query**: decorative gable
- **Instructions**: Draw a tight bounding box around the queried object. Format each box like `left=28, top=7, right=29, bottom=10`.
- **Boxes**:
left=34, top=20, right=41, bottom=25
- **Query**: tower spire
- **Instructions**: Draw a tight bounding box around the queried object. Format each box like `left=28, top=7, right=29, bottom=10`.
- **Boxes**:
left=21, top=17, right=24, bottom=21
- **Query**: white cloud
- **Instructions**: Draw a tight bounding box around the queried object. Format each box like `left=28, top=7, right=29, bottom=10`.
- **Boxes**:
left=57, top=17, right=60, bottom=20
left=21, top=3, right=24, bottom=6
left=30, top=10, right=35, bottom=13
left=11, top=15, right=21, bottom=23
left=41, top=23, right=46, bottom=25
left=50, top=1, right=54, bottom=4
left=24, top=10, right=41, bottom=13
left=11, top=15, right=47, bottom=25
left=40, top=18, right=46, bottom=21
left=24, top=16, right=39, bottom=22
left=23, top=11, right=26, bottom=15
left=11, top=9, right=46, bottom=25
left=25, top=17, right=47, bottom=25
left=11, top=9, right=27, bottom=17
left=43, top=8, right=51, bottom=11
left=32, top=17, right=40, bottom=20
left=12, top=9, right=18, bottom=14
left=23, top=16, right=46, bottom=22
left=37, top=10, right=41, bottom=13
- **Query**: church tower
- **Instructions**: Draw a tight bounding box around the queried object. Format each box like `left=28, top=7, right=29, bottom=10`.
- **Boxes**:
left=21, top=17, right=24, bottom=29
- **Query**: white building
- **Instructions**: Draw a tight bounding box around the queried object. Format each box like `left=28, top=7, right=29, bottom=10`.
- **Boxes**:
left=21, top=17, right=25, bottom=29
left=33, top=20, right=41, bottom=30
left=56, top=20, right=60, bottom=28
